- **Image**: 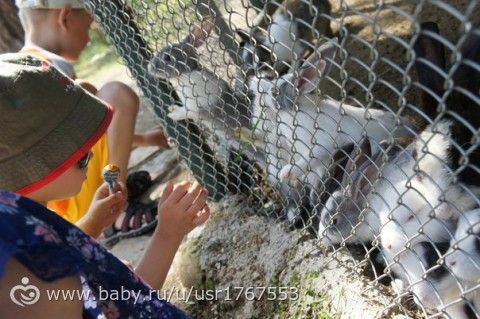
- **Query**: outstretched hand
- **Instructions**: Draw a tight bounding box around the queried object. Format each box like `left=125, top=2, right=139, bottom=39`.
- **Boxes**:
left=155, top=180, right=210, bottom=241
left=135, top=180, right=210, bottom=290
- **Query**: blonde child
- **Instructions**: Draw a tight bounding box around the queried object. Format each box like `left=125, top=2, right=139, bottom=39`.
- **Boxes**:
left=16, top=0, right=169, bottom=239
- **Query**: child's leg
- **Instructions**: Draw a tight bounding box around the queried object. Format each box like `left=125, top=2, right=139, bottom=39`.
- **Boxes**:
left=96, top=81, right=138, bottom=183
left=79, top=81, right=169, bottom=150
left=96, top=82, right=159, bottom=233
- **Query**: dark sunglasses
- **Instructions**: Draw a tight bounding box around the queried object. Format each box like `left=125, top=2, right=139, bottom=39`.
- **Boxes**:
left=77, top=151, right=93, bottom=169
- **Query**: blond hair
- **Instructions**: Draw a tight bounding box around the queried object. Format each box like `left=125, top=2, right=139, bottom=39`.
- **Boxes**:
left=18, top=8, right=57, bottom=33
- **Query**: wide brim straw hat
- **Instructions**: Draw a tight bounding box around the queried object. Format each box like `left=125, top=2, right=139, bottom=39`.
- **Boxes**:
left=15, top=0, right=85, bottom=9
left=0, top=53, right=112, bottom=194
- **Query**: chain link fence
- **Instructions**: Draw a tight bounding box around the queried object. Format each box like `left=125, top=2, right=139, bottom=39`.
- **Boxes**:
left=83, top=0, right=480, bottom=317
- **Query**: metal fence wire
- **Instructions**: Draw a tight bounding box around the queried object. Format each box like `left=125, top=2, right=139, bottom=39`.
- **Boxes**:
left=83, top=0, right=480, bottom=317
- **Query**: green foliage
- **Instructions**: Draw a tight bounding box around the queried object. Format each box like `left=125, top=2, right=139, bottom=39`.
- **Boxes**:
left=124, top=0, right=199, bottom=49
left=75, top=27, right=119, bottom=80
left=271, top=271, right=340, bottom=319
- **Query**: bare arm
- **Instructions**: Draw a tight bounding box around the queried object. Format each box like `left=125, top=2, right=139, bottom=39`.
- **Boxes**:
left=135, top=181, right=209, bottom=290
left=135, top=229, right=183, bottom=291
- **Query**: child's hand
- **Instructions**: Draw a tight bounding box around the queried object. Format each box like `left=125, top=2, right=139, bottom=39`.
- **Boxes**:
left=155, top=180, right=210, bottom=241
left=135, top=180, right=209, bottom=289
left=80, top=182, right=126, bottom=237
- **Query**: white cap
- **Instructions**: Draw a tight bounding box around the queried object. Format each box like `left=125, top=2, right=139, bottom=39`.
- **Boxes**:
left=16, top=0, right=85, bottom=9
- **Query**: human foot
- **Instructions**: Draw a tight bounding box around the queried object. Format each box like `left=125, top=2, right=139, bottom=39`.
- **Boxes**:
left=102, top=170, right=157, bottom=246
left=103, top=200, right=158, bottom=247
left=133, top=126, right=170, bottom=149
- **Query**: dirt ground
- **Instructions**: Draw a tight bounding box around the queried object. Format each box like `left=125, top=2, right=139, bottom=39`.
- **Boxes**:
left=97, top=1, right=479, bottom=318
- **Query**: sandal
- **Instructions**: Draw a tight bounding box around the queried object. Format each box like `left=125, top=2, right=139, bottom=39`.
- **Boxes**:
left=103, top=200, right=158, bottom=247
left=102, top=170, right=157, bottom=247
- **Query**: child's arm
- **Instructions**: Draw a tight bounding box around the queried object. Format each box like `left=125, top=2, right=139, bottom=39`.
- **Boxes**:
left=76, top=182, right=126, bottom=238
left=135, top=181, right=209, bottom=290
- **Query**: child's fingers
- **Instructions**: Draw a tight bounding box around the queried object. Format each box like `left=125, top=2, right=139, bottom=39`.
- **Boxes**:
left=96, top=182, right=111, bottom=198
left=186, top=188, right=209, bottom=216
left=94, top=191, right=124, bottom=220
left=192, top=206, right=210, bottom=226
left=113, top=182, right=128, bottom=210
left=110, top=204, right=122, bottom=220
left=160, top=181, right=174, bottom=203
left=111, top=181, right=124, bottom=194
left=178, top=182, right=203, bottom=209
left=165, top=181, right=191, bottom=204
left=100, top=191, right=124, bottom=207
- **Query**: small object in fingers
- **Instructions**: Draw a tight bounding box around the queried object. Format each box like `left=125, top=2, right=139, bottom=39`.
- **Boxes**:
left=103, top=164, right=120, bottom=194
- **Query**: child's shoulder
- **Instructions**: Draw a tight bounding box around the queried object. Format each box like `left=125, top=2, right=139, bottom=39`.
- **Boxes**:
left=20, top=46, right=76, bottom=78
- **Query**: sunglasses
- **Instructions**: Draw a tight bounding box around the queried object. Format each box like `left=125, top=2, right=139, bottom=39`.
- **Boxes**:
left=77, top=151, right=93, bottom=169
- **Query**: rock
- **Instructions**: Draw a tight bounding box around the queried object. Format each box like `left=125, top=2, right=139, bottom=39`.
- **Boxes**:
left=128, top=146, right=160, bottom=170
left=132, top=148, right=180, bottom=182
left=109, top=235, right=150, bottom=266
